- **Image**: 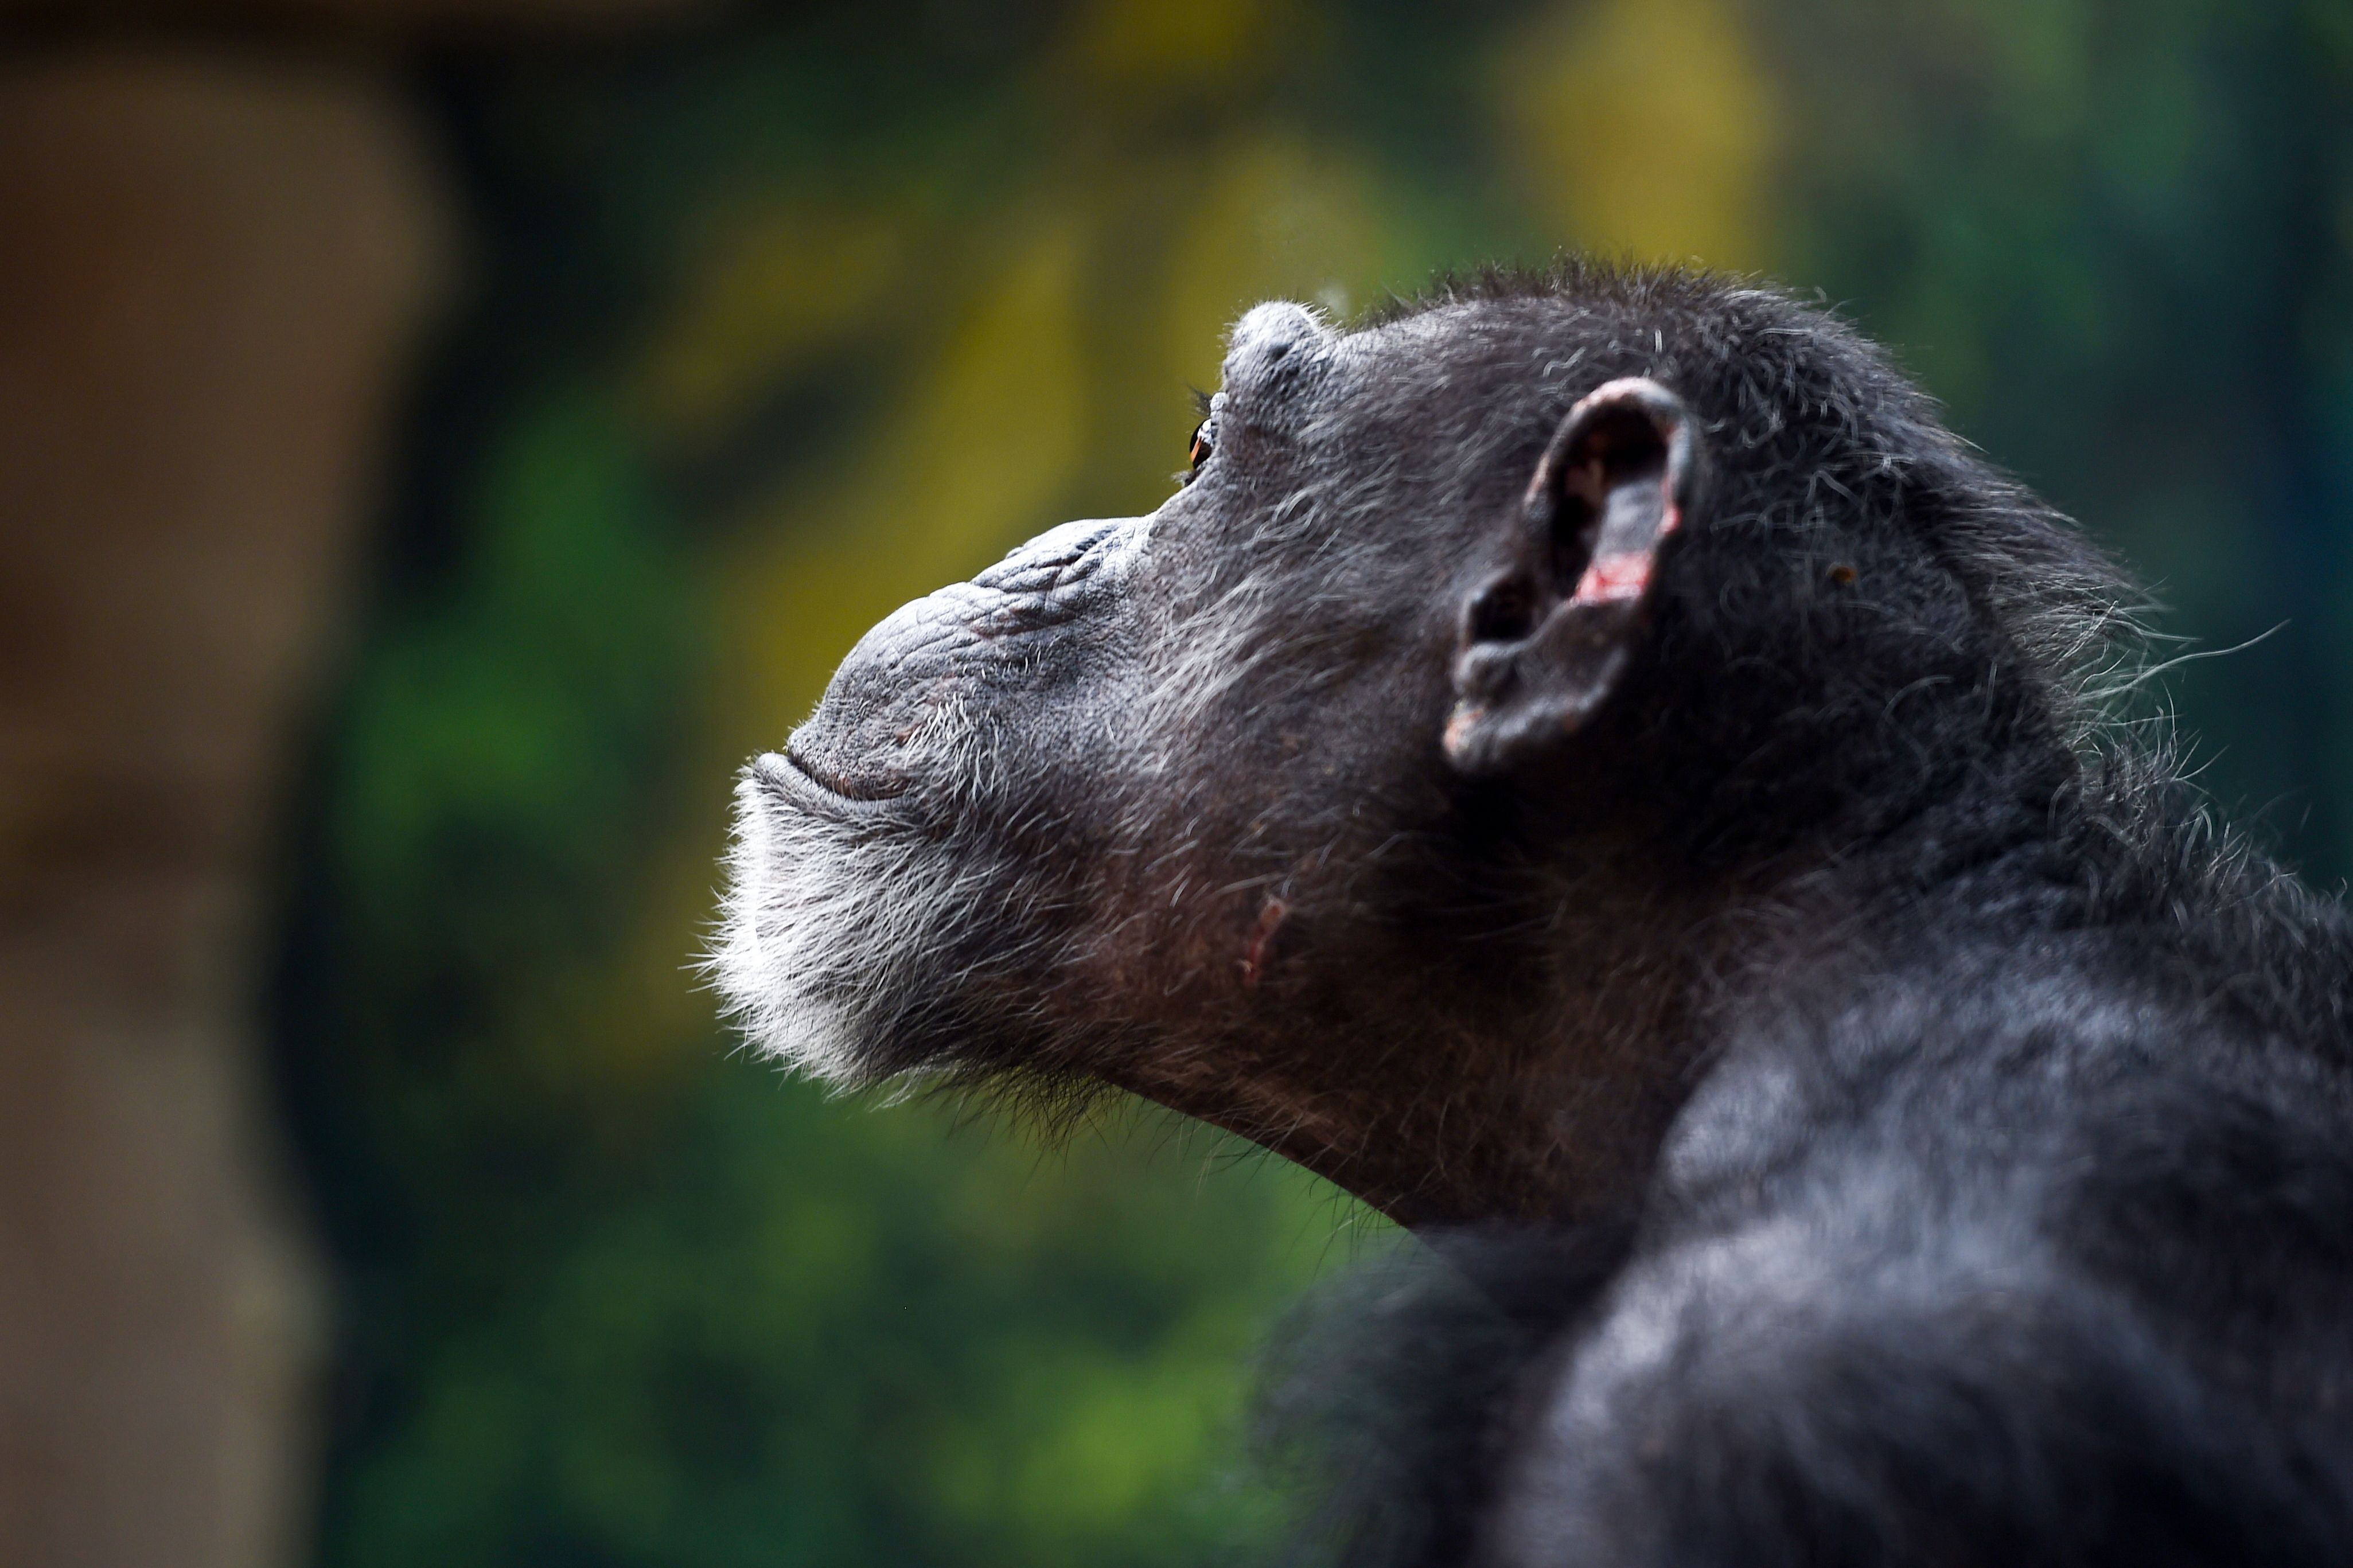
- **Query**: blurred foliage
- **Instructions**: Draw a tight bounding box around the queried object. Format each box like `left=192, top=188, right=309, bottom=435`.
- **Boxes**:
left=271, top=1, right=2353, bottom=1563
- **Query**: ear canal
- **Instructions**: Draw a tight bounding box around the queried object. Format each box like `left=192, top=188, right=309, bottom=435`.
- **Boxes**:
left=1443, top=377, right=1702, bottom=777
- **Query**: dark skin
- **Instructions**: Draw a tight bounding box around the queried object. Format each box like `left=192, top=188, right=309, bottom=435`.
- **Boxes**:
left=722, top=263, right=2353, bottom=1565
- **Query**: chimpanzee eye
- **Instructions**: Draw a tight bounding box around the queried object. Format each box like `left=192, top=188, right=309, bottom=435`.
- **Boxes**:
left=1187, top=419, right=1215, bottom=471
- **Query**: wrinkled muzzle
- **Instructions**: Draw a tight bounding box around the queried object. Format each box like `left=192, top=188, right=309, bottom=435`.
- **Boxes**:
left=778, top=516, right=1147, bottom=803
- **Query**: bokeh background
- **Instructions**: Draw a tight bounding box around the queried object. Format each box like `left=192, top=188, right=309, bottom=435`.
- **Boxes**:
left=3, top=1, right=2350, bottom=1565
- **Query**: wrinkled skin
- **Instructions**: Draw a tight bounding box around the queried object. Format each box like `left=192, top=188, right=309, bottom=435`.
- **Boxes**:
left=719, top=264, right=2353, bottom=1566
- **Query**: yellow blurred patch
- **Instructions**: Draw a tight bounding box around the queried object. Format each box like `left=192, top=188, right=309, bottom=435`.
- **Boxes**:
left=637, top=206, right=906, bottom=440
left=1158, top=138, right=1386, bottom=390
left=1495, top=0, right=1783, bottom=273
left=1065, top=0, right=1272, bottom=89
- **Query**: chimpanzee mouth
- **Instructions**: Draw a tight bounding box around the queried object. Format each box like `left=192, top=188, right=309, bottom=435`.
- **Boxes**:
left=755, top=746, right=910, bottom=813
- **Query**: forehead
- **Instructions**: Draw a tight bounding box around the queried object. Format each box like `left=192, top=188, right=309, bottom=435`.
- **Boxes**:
left=1207, top=303, right=1600, bottom=533
left=1216, top=298, right=1584, bottom=443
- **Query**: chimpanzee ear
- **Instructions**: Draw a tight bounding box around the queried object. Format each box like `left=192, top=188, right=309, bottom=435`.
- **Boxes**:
left=1443, top=378, right=1703, bottom=776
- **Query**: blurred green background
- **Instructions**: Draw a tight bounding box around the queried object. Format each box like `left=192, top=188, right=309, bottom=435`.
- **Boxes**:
left=262, top=1, right=2353, bottom=1563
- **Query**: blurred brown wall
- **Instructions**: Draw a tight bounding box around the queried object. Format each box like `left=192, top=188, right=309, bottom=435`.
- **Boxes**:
left=0, top=8, right=702, bottom=1564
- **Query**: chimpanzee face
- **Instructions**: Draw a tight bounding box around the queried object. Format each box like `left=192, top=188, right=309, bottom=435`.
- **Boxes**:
left=715, top=294, right=1709, bottom=1110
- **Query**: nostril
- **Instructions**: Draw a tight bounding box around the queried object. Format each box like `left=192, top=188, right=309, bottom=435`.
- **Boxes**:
left=1467, top=572, right=1539, bottom=645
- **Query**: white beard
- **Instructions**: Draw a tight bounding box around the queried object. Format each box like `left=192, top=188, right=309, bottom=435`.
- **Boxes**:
left=710, top=760, right=1005, bottom=1086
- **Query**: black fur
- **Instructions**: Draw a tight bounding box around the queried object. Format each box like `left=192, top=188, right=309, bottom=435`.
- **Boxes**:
left=720, top=260, right=2353, bottom=1565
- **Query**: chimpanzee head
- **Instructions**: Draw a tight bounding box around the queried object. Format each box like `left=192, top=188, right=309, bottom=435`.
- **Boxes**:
left=715, top=262, right=2126, bottom=1224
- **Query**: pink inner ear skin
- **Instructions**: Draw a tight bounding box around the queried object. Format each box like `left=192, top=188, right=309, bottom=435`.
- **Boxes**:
left=1567, top=489, right=1681, bottom=606
left=1569, top=549, right=1656, bottom=605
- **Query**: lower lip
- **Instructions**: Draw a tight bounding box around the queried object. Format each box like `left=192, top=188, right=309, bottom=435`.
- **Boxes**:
left=754, top=749, right=909, bottom=814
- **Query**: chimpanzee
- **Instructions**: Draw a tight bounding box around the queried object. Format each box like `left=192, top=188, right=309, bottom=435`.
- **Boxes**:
left=714, top=260, right=2353, bottom=1566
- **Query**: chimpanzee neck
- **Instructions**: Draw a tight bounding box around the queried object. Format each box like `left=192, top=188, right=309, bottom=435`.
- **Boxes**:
left=1115, top=738, right=2090, bottom=1233
left=1345, top=744, right=2086, bottom=1231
